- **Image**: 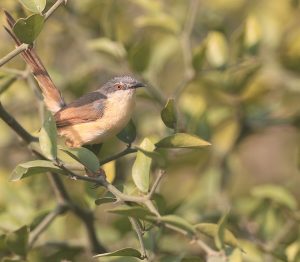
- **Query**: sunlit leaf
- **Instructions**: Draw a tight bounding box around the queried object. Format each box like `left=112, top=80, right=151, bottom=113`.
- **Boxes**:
left=161, top=98, right=177, bottom=129
left=39, top=110, right=57, bottom=160
left=10, top=160, right=63, bottom=181
left=195, top=223, right=239, bottom=249
left=132, top=138, right=155, bottom=192
left=206, top=31, right=228, bottom=69
left=108, top=205, right=155, bottom=219
left=95, top=197, right=117, bottom=206
left=59, top=146, right=100, bottom=173
left=5, top=226, right=29, bottom=256
left=117, top=119, right=136, bottom=144
left=244, top=15, right=261, bottom=54
left=157, top=215, right=196, bottom=235
left=135, top=14, right=180, bottom=34
left=155, top=133, right=211, bottom=149
left=13, top=14, right=44, bottom=44
left=251, top=184, right=298, bottom=210
left=87, top=37, right=127, bottom=60
left=18, top=0, right=46, bottom=13
left=93, top=247, right=142, bottom=259
left=215, top=211, right=229, bottom=250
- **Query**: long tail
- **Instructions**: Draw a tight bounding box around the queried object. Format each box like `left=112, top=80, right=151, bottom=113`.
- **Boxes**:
left=4, top=11, right=65, bottom=113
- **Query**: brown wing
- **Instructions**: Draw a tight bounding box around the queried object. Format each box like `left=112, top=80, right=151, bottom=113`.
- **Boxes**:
left=54, top=92, right=106, bottom=127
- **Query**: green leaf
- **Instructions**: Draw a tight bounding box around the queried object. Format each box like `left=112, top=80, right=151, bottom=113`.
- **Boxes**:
left=108, top=205, right=155, bottom=219
left=117, top=119, right=136, bottom=144
left=132, top=138, right=155, bottom=192
left=215, top=212, right=229, bottom=250
left=195, top=223, right=239, bottom=249
left=192, top=43, right=206, bottom=71
left=135, top=14, right=180, bottom=34
left=155, top=133, right=211, bottom=149
left=206, top=31, right=228, bottom=69
left=58, top=146, right=100, bottom=173
left=0, top=76, right=17, bottom=95
left=87, top=38, right=127, bottom=60
left=156, top=215, right=196, bottom=235
left=95, top=197, right=117, bottom=206
left=93, top=247, right=142, bottom=259
left=10, top=160, right=63, bottom=181
left=251, top=184, right=298, bottom=210
left=13, top=14, right=44, bottom=44
left=18, top=0, right=46, bottom=13
left=161, top=98, right=177, bottom=129
left=244, top=15, right=261, bottom=54
left=5, top=226, right=29, bottom=257
left=39, top=110, right=57, bottom=160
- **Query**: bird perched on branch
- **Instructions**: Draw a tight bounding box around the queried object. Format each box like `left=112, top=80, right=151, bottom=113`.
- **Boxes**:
left=4, top=11, right=144, bottom=147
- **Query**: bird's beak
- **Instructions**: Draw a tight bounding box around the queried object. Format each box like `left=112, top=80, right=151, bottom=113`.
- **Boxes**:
left=131, top=82, right=145, bottom=89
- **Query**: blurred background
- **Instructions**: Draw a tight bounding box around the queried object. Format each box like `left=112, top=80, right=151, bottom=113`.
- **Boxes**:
left=0, top=0, right=299, bottom=261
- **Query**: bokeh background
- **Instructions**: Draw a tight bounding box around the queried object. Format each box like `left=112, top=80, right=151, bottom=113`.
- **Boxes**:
left=0, top=0, right=299, bottom=261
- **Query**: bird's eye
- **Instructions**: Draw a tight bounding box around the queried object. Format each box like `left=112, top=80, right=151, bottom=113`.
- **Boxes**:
left=116, top=84, right=123, bottom=90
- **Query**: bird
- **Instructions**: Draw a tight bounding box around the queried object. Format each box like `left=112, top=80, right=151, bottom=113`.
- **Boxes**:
left=4, top=11, right=144, bottom=147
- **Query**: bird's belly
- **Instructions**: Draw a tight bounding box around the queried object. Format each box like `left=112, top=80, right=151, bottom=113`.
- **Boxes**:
left=58, top=95, right=135, bottom=147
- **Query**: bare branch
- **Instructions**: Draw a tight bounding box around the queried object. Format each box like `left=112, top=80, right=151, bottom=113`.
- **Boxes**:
left=44, top=0, right=67, bottom=20
left=28, top=204, right=68, bottom=248
left=0, top=43, right=28, bottom=68
left=129, top=218, right=148, bottom=260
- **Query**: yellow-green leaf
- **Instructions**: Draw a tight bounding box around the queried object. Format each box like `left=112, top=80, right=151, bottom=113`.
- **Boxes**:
left=39, top=110, right=57, bottom=160
left=108, top=205, right=155, bottom=219
left=5, top=226, right=29, bottom=257
left=87, top=38, right=127, bottom=60
left=195, top=223, right=239, bottom=249
left=19, top=0, right=46, bottom=13
left=13, top=14, right=44, bottom=44
left=244, top=15, right=261, bottom=54
left=59, top=146, right=100, bottom=174
left=10, top=160, right=63, bottom=181
left=95, top=197, right=117, bottom=206
left=117, top=119, right=136, bottom=144
left=132, top=138, right=155, bottom=192
left=155, top=133, right=211, bottom=149
left=94, top=247, right=142, bottom=259
left=206, top=31, right=229, bottom=69
left=251, top=184, right=298, bottom=210
left=161, top=98, right=177, bottom=129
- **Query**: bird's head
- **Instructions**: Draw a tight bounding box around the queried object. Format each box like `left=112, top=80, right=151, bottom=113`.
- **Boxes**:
left=101, top=76, right=145, bottom=97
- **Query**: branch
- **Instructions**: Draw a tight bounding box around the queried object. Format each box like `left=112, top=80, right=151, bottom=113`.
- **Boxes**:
left=100, top=146, right=137, bottom=166
left=28, top=204, right=68, bottom=248
left=129, top=217, right=148, bottom=260
left=0, top=43, right=29, bottom=68
left=174, top=0, right=199, bottom=98
left=147, top=170, right=166, bottom=199
left=44, top=0, right=67, bottom=20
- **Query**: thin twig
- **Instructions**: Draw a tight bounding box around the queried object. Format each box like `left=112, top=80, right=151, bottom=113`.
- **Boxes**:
left=100, top=146, right=137, bottom=165
left=174, top=0, right=199, bottom=99
left=129, top=217, right=148, bottom=260
left=147, top=170, right=166, bottom=199
left=44, top=0, right=67, bottom=20
left=28, top=204, right=68, bottom=248
left=0, top=44, right=28, bottom=68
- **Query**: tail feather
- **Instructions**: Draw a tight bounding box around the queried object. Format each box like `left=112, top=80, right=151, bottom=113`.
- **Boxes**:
left=4, top=11, right=65, bottom=113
